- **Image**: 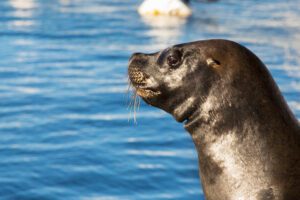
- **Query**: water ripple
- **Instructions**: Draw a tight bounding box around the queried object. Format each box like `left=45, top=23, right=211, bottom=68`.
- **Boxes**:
left=0, top=0, right=299, bottom=199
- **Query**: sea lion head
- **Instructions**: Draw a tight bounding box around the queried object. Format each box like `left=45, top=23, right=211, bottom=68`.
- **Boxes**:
left=128, top=39, right=275, bottom=124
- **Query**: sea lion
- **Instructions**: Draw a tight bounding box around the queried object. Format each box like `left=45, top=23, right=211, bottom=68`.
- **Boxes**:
left=128, top=39, right=300, bottom=200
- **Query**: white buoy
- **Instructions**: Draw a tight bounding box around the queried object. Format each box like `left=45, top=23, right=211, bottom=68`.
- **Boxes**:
left=138, top=0, right=192, bottom=17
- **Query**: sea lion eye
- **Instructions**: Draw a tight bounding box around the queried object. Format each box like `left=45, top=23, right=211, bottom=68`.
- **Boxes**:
left=167, top=50, right=182, bottom=68
left=206, top=58, right=221, bottom=68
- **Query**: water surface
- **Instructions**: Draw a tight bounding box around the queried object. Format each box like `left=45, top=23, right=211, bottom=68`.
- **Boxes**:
left=0, top=0, right=299, bottom=199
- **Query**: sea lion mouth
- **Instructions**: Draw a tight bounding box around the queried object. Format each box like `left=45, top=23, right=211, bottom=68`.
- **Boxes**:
left=128, top=67, right=161, bottom=98
left=135, top=87, right=161, bottom=98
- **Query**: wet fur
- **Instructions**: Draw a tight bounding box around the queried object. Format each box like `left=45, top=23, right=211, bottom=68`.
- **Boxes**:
left=128, top=39, right=300, bottom=200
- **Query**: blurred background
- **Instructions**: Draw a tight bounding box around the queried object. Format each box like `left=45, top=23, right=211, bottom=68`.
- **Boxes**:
left=0, top=0, right=299, bottom=199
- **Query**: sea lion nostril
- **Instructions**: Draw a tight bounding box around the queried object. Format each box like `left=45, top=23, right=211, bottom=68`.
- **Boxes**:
left=129, top=52, right=144, bottom=63
left=129, top=57, right=149, bottom=71
left=132, top=52, right=143, bottom=57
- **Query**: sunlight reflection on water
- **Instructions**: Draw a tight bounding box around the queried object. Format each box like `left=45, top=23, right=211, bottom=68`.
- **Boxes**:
left=0, top=0, right=299, bottom=199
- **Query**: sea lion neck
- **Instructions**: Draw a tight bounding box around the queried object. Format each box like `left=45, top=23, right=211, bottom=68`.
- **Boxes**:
left=166, top=94, right=200, bottom=123
left=183, top=81, right=300, bottom=199
left=183, top=91, right=240, bottom=135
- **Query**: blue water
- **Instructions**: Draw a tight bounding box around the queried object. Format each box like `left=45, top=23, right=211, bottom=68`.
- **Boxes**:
left=0, top=0, right=299, bottom=199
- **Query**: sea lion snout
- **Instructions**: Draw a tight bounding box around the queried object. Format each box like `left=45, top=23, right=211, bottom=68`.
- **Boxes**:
left=128, top=52, right=144, bottom=63
left=128, top=52, right=162, bottom=99
left=128, top=53, right=150, bottom=85
left=128, top=67, right=148, bottom=86
left=128, top=53, right=149, bottom=70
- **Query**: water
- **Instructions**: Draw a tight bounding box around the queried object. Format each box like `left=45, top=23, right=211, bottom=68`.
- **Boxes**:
left=0, top=0, right=299, bottom=199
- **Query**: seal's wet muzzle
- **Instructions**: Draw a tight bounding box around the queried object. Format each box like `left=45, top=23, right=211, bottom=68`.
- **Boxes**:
left=128, top=53, right=161, bottom=98
left=128, top=67, right=148, bottom=86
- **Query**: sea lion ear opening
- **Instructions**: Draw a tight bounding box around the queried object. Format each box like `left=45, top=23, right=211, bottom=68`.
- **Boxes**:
left=206, top=58, right=221, bottom=68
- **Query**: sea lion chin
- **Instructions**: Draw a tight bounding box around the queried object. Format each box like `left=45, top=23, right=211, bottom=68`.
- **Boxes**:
left=128, top=39, right=300, bottom=200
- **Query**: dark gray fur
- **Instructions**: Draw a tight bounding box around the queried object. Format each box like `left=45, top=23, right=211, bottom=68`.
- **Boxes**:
left=128, top=39, right=300, bottom=200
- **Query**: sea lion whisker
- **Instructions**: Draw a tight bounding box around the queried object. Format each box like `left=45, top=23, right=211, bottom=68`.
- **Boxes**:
left=137, top=95, right=141, bottom=111
left=126, top=78, right=134, bottom=108
left=133, top=91, right=139, bottom=124
left=127, top=96, right=133, bottom=122
left=127, top=77, right=133, bottom=94
left=127, top=79, right=138, bottom=122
